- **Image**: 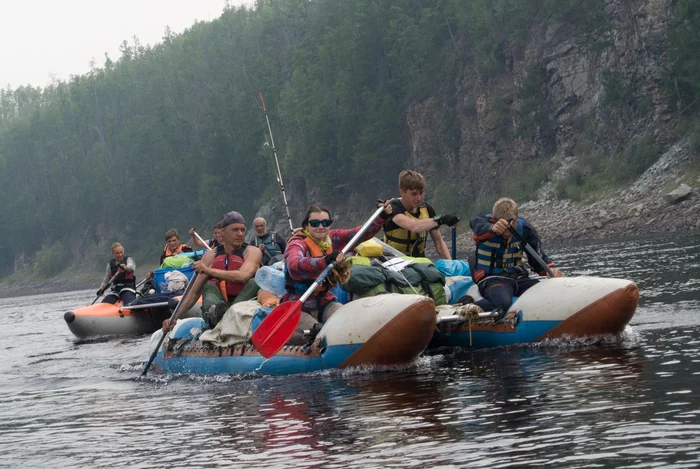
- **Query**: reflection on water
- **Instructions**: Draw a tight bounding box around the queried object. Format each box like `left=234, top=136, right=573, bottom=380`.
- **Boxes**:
left=1, top=232, right=699, bottom=467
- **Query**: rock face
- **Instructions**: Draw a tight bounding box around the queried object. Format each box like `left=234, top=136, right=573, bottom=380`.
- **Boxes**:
left=664, top=184, right=693, bottom=205
left=260, top=0, right=698, bottom=246
left=409, top=0, right=699, bottom=246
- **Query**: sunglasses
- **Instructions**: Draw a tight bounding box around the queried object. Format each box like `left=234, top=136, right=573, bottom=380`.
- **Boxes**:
left=308, top=219, right=333, bottom=228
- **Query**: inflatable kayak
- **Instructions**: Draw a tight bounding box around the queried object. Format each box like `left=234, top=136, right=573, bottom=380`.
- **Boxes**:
left=64, top=297, right=201, bottom=340
left=147, top=294, right=436, bottom=376
left=431, top=276, right=639, bottom=349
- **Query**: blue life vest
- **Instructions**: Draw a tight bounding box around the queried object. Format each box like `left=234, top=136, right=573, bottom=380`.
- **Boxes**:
left=252, top=232, right=284, bottom=265
left=474, top=217, right=526, bottom=281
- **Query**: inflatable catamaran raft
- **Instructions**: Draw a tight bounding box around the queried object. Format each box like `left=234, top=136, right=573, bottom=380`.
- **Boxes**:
left=148, top=294, right=436, bottom=376
left=430, top=276, right=638, bottom=349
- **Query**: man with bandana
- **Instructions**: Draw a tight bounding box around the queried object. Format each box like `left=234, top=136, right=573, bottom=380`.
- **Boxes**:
left=163, top=211, right=262, bottom=330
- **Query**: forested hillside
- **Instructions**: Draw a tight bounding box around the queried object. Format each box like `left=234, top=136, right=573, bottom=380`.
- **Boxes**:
left=1, top=0, right=698, bottom=280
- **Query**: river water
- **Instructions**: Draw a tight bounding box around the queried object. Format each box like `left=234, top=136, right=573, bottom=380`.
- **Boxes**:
left=1, top=232, right=699, bottom=468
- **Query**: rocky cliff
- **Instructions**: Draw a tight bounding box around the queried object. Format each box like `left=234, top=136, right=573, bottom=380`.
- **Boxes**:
left=260, top=0, right=697, bottom=248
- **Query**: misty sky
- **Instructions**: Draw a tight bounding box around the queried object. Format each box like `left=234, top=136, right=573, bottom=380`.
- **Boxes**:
left=0, top=0, right=253, bottom=89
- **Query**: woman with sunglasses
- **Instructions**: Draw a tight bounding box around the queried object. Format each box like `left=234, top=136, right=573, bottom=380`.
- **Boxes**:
left=282, top=202, right=392, bottom=344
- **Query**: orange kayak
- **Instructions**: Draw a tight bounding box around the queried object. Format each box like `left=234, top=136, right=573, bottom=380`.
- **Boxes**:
left=64, top=296, right=202, bottom=339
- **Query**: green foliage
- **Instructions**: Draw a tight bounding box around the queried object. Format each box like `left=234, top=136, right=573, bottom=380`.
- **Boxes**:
left=0, top=0, right=676, bottom=280
left=431, top=182, right=462, bottom=218
left=555, top=169, right=608, bottom=202
left=690, top=119, right=700, bottom=154
left=515, top=63, right=553, bottom=142
left=490, top=98, right=512, bottom=136
left=669, top=0, right=700, bottom=108
left=602, top=71, right=634, bottom=109
left=34, top=242, right=70, bottom=278
left=615, top=136, right=661, bottom=182
left=504, top=164, right=552, bottom=203
left=556, top=136, right=661, bottom=200
left=544, top=0, right=612, bottom=48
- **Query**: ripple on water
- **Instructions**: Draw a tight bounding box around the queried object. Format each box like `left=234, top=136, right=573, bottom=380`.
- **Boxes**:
left=2, top=233, right=700, bottom=467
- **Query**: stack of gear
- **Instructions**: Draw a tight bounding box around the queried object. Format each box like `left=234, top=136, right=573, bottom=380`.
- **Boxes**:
left=340, top=256, right=447, bottom=306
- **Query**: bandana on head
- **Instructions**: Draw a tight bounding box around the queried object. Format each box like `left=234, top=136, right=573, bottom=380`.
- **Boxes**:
left=221, top=211, right=245, bottom=227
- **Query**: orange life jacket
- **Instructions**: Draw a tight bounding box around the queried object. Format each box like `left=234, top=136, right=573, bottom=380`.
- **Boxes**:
left=284, top=232, right=333, bottom=295
left=162, top=243, right=190, bottom=259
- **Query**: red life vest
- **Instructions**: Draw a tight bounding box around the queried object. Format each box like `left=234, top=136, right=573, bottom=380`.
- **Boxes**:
left=208, top=244, right=247, bottom=300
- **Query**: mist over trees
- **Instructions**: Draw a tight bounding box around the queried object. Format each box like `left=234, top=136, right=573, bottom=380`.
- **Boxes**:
left=0, top=0, right=697, bottom=278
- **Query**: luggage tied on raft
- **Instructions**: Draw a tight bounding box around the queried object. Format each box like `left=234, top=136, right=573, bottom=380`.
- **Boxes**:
left=340, top=256, right=450, bottom=305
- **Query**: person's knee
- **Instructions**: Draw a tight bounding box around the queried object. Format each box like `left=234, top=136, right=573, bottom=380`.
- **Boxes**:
left=168, top=297, right=180, bottom=311
left=490, top=296, right=513, bottom=310
left=320, top=302, right=342, bottom=322
left=287, top=330, right=306, bottom=346
left=482, top=283, right=513, bottom=310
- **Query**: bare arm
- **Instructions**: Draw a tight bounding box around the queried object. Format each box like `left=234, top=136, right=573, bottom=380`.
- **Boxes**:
left=430, top=229, right=452, bottom=260
left=189, top=229, right=209, bottom=249
left=201, top=246, right=262, bottom=283
left=100, top=264, right=111, bottom=289
left=392, top=213, right=439, bottom=234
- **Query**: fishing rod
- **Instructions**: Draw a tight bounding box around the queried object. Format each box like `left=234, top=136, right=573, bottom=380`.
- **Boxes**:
left=259, top=92, right=294, bottom=233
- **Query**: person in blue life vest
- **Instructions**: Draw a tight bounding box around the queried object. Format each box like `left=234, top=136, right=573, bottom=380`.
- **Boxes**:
left=382, top=170, right=459, bottom=259
left=250, top=217, right=286, bottom=266
left=189, top=222, right=223, bottom=250
left=468, top=197, right=562, bottom=319
left=162, top=211, right=262, bottom=331
left=97, top=242, right=137, bottom=305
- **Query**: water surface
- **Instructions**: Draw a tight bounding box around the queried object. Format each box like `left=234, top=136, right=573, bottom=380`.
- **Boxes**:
left=1, top=232, right=699, bottom=468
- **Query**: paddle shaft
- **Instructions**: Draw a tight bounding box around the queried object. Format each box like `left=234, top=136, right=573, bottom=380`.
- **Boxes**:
left=260, top=92, right=294, bottom=233
left=142, top=270, right=200, bottom=376
left=298, top=206, right=385, bottom=304
left=135, top=278, right=148, bottom=291
left=506, top=221, right=555, bottom=277
left=191, top=231, right=213, bottom=252
left=91, top=271, right=121, bottom=305
left=437, top=312, right=499, bottom=323
left=451, top=226, right=457, bottom=259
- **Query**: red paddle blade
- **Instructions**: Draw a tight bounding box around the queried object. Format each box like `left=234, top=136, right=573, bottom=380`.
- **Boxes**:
left=251, top=301, right=302, bottom=358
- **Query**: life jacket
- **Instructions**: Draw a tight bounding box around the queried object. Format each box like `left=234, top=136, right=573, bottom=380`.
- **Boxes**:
left=252, top=232, right=284, bottom=265
left=383, top=200, right=430, bottom=257
left=472, top=216, right=526, bottom=283
left=162, top=243, right=190, bottom=259
left=208, top=238, right=221, bottom=250
left=208, top=244, right=248, bottom=301
left=284, top=231, right=333, bottom=296
left=109, top=257, right=136, bottom=290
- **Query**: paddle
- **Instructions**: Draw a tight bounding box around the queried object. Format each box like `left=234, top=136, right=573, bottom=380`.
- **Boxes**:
left=191, top=230, right=213, bottom=253
left=506, top=220, right=556, bottom=277
left=141, top=270, right=200, bottom=376
left=451, top=226, right=457, bottom=259
left=437, top=311, right=499, bottom=323
left=90, top=271, right=121, bottom=305
left=251, top=205, right=386, bottom=358
left=142, top=236, right=211, bottom=376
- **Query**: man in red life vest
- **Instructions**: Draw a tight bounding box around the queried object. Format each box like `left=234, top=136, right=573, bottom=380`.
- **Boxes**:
left=163, top=211, right=262, bottom=330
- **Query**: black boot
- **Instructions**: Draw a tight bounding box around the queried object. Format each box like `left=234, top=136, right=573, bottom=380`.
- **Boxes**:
left=203, top=301, right=229, bottom=328
left=493, top=308, right=506, bottom=323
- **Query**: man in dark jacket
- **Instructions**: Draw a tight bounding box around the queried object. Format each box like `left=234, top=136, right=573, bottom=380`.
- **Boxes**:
left=469, top=198, right=562, bottom=317
left=250, top=217, right=286, bottom=266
